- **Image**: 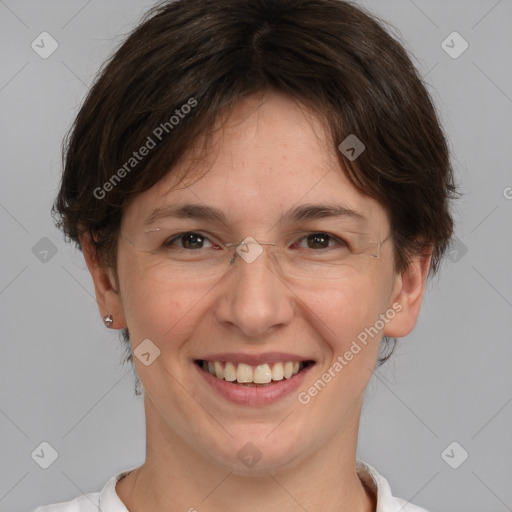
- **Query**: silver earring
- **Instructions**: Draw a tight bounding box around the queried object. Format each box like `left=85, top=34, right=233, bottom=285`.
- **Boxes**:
left=103, top=314, right=114, bottom=328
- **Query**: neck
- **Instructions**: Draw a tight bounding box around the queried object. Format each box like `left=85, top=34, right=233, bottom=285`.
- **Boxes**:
left=116, top=398, right=376, bottom=512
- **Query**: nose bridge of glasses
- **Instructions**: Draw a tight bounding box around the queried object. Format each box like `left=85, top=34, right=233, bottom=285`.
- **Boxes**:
left=227, top=237, right=277, bottom=266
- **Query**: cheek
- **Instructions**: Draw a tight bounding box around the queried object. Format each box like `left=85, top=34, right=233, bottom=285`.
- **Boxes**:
left=300, top=275, right=392, bottom=361
left=118, top=264, right=209, bottom=351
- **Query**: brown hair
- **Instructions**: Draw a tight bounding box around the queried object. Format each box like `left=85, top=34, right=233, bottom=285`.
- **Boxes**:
left=53, top=0, right=457, bottom=377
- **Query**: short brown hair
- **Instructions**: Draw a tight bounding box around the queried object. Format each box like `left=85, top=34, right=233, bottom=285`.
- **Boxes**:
left=53, top=0, right=457, bottom=373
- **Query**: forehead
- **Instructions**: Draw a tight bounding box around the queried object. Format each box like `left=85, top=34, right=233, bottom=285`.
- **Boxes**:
left=121, top=92, right=388, bottom=232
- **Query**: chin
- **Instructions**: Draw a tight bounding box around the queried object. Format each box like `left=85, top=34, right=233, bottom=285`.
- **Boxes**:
left=202, top=432, right=306, bottom=476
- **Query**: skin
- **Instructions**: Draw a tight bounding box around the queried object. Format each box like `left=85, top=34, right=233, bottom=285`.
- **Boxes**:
left=82, top=91, right=431, bottom=512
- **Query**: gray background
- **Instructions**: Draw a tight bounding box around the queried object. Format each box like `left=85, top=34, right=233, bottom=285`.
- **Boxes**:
left=0, top=1, right=511, bottom=511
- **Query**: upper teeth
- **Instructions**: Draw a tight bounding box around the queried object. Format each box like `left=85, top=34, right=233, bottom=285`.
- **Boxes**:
left=202, top=361, right=303, bottom=384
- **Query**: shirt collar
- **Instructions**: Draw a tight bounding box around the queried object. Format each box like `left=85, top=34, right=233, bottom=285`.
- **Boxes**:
left=100, top=460, right=423, bottom=512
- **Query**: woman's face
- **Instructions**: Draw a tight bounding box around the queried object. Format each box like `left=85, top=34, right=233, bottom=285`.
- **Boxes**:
left=105, top=92, right=419, bottom=473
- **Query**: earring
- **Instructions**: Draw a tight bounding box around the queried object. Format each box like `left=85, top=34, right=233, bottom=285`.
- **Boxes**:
left=103, top=314, right=114, bottom=328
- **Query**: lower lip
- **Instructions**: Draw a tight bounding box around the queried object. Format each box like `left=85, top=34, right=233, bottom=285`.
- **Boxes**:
left=195, top=363, right=314, bottom=406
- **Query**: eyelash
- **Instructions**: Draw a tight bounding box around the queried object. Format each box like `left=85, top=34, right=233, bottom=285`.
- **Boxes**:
left=162, top=231, right=349, bottom=251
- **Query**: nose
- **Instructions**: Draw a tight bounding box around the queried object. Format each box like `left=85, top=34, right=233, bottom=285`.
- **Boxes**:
left=213, top=245, right=295, bottom=339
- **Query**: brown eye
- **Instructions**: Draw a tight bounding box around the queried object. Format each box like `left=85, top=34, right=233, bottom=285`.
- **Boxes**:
left=182, top=233, right=205, bottom=249
left=306, top=233, right=330, bottom=249
left=293, top=232, right=349, bottom=252
left=166, top=232, right=212, bottom=249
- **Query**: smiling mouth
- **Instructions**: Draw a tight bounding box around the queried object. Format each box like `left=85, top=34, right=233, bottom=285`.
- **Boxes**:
left=195, top=360, right=314, bottom=386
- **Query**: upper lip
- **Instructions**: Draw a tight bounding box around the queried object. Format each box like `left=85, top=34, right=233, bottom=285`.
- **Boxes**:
left=194, top=352, right=315, bottom=365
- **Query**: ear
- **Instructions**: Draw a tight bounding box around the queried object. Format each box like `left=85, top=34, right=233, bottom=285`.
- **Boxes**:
left=81, top=231, right=127, bottom=330
left=383, top=249, right=432, bottom=338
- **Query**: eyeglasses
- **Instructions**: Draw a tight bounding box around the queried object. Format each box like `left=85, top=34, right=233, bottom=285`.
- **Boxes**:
left=120, top=227, right=391, bottom=281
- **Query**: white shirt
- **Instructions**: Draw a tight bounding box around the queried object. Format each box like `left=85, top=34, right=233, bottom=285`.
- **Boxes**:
left=31, top=460, right=428, bottom=512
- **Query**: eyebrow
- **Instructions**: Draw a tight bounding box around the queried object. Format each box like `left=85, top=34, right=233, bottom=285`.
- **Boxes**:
left=144, top=204, right=228, bottom=226
left=143, top=202, right=365, bottom=226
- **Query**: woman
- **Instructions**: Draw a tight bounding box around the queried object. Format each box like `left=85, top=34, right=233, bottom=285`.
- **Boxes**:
left=34, top=0, right=456, bottom=510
